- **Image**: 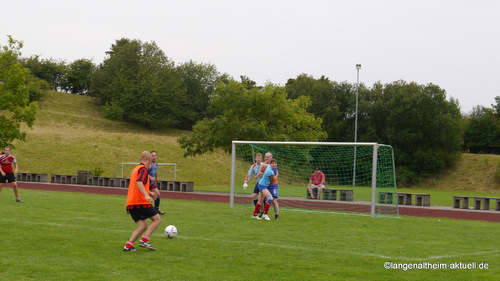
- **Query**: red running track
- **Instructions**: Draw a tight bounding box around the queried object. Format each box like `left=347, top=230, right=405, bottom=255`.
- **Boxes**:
left=15, top=182, right=500, bottom=223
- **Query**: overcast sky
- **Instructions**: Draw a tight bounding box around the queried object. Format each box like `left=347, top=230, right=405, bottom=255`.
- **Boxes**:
left=2, top=0, right=499, bottom=113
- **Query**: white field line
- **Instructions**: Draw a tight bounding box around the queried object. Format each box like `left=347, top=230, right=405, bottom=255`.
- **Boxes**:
left=2, top=218, right=498, bottom=261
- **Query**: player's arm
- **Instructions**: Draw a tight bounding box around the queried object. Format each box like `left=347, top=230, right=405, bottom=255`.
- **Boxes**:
left=244, top=164, right=255, bottom=183
left=14, top=161, right=18, bottom=174
left=0, top=165, right=4, bottom=176
left=136, top=181, right=153, bottom=202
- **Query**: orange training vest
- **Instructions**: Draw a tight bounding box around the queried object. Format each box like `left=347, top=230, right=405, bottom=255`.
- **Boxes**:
left=126, top=164, right=151, bottom=207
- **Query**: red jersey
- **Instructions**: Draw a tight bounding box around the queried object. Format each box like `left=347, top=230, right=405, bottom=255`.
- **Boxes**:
left=0, top=154, right=17, bottom=174
left=310, top=172, right=325, bottom=185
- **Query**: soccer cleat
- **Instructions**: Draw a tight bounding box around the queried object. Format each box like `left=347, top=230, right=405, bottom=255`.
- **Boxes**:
left=16, top=198, right=24, bottom=203
left=139, top=241, right=156, bottom=250
left=275, top=215, right=279, bottom=220
left=252, top=215, right=262, bottom=220
left=123, top=246, right=136, bottom=252
left=262, top=214, right=271, bottom=221
left=157, top=209, right=165, bottom=215
left=258, top=212, right=263, bottom=219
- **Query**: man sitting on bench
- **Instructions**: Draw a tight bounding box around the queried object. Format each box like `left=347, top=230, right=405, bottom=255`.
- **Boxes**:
left=308, top=168, right=326, bottom=199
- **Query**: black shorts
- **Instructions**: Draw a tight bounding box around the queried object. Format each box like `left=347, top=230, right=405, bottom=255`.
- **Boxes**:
left=0, top=173, right=16, bottom=183
left=128, top=206, right=158, bottom=222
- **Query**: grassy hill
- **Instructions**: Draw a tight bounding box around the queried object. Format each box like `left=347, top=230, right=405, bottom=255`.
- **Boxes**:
left=12, top=91, right=500, bottom=194
left=15, top=91, right=231, bottom=192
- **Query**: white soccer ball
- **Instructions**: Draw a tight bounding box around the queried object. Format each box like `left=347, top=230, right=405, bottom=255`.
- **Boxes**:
left=165, top=225, right=177, bottom=238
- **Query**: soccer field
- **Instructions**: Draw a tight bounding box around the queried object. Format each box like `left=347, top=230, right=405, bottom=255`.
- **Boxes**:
left=1, top=189, right=499, bottom=280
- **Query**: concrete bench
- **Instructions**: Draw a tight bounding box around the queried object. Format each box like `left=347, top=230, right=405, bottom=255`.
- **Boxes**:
left=50, top=174, right=78, bottom=184
left=378, top=192, right=396, bottom=204
left=167, top=181, right=181, bottom=191
left=397, top=193, right=430, bottom=207
left=109, top=177, right=129, bottom=188
left=308, top=188, right=353, bottom=201
left=454, top=196, right=500, bottom=211
left=17, top=173, right=48, bottom=183
left=181, top=181, right=194, bottom=192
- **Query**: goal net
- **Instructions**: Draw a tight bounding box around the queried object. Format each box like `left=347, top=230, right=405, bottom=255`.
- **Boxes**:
left=230, top=141, right=398, bottom=217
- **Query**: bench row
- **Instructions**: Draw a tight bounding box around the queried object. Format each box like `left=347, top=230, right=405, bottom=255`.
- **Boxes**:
left=453, top=196, right=500, bottom=211
left=307, top=189, right=430, bottom=207
left=14, top=173, right=194, bottom=192
left=49, top=174, right=194, bottom=192
left=16, top=172, right=48, bottom=183
left=379, top=192, right=430, bottom=207
left=307, top=187, right=354, bottom=201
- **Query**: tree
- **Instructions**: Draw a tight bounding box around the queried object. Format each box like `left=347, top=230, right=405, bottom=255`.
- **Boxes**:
left=492, top=96, right=500, bottom=117
left=0, top=36, right=39, bottom=148
left=463, top=105, right=499, bottom=153
left=380, top=81, right=463, bottom=183
left=91, top=38, right=186, bottom=126
left=62, top=58, right=95, bottom=95
left=178, top=81, right=327, bottom=157
left=176, top=60, right=220, bottom=128
left=19, top=55, right=66, bottom=91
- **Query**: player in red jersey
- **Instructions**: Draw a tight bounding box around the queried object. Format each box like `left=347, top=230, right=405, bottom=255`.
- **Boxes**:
left=0, top=146, right=22, bottom=202
left=123, top=151, right=162, bottom=251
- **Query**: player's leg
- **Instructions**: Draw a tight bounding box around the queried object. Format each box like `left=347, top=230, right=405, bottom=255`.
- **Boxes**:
left=153, top=188, right=164, bottom=214
left=139, top=208, right=161, bottom=250
left=307, top=184, right=315, bottom=199
left=260, top=189, right=273, bottom=220
left=252, top=182, right=259, bottom=206
left=317, top=185, right=324, bottom=200
left=270, top=186, right=279, bottom=219
left=0, top=174, right=5, bottom=194
left=12, top=180, right=22, bottom=202
left=252, top=186, right=265, bottom=219
left=144, top=213, right=162, bottom=238
left=124, top=216, right=147, bottom=251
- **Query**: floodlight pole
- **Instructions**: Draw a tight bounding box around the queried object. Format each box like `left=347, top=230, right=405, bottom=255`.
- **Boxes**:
left=353, top=64, right=361, bottom=186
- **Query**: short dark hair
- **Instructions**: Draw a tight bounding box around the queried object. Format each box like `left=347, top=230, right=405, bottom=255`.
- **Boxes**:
left=150, top=150, right=157, bottom=155
left=270, top=159, right=277, bottom=164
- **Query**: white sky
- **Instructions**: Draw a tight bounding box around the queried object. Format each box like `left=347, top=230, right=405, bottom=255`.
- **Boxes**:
left=2, top=0, right=499, bottom=113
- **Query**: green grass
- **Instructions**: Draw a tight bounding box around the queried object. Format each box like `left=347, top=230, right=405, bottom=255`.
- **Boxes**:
left=0, top=189, right=499, bottom=280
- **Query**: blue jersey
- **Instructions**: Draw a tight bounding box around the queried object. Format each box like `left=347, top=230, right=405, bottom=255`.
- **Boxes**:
left=258, top=165, right=275, bottom=187
left=148, top=162, right=158, bottom=187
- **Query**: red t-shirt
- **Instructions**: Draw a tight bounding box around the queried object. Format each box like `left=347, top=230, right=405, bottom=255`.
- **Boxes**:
left=0, top=154, right=16, bottom=174
left=310, top=171, right=325, bottom=185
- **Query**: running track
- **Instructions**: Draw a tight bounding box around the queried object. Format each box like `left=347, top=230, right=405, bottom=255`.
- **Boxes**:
left=16, top=182, right=500, bottom=223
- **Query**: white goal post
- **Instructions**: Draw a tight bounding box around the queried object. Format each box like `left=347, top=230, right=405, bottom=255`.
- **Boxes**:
left=230, top=141, right=398, bottom=218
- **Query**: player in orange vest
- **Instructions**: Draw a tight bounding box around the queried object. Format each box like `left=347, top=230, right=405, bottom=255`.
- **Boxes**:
left=123, top=151, right=162, bottom=251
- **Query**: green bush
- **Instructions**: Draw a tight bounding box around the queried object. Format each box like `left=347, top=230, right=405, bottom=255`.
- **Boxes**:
left=92, top=167, right=104, bottom=177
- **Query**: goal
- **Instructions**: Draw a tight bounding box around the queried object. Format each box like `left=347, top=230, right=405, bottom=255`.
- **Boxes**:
left=230, top=141, right=398, bottom=217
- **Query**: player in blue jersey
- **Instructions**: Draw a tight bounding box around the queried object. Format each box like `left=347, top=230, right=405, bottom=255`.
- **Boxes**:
left=148, top=151, right=165, bottom=215
left=252, top=158, right=277, bottom=221
left=243, top=153, right=263, bottom=208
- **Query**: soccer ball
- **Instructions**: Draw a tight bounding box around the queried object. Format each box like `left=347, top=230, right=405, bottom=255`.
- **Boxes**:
left=165, top=225, right=177, bottom=238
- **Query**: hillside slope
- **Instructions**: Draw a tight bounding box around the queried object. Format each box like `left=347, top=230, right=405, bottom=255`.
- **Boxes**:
left=15, top=91, right=231, bottom=191
left=11, top=91, right=500, bottom=193
left=412, top=153, right=500, bottom=193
